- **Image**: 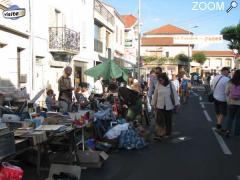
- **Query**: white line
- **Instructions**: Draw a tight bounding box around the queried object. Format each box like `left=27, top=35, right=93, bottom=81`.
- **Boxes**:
left=203, top=110, right=212, bottom=122
left=212, top=128, right=232, bottom=155
left=199, top=96, right=202, bottom=101
left=200, top=102, right=214, bottom=105
left=193, top=93, right=199, bottom=97
left=201, top=104, right=205, bottom=109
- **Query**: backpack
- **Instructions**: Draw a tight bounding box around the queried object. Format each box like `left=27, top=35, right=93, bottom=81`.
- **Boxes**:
left=230, top=84, right=240, bottom=100
left=181, top=79, right=188, bottom=90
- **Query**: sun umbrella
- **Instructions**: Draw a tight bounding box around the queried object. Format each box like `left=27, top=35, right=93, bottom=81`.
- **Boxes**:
left=84, top=60, right=128, bottom=81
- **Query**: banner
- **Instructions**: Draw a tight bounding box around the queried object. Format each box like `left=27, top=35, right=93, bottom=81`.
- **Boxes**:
left=173, top=35, right=223, bottom=44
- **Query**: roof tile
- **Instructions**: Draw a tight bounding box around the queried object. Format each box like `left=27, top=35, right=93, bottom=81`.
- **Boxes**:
left=120, top=15, right=137, bottom=28
left=144, top=24, right=192, bottom=35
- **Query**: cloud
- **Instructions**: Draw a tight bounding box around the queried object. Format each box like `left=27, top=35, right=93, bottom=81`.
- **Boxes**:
left=153, top=18, right=161, bottom=22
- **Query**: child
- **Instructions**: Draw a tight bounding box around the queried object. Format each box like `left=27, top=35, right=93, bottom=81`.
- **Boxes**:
left=45, top=89, right=56, bottom=111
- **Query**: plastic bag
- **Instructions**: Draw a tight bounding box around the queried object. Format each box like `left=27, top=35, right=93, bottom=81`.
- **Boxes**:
left=0, top=162, right=23, bottom=180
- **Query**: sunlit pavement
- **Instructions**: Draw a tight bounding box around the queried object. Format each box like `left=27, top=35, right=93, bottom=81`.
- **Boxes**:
left=81, top=86, right=240, bottom=180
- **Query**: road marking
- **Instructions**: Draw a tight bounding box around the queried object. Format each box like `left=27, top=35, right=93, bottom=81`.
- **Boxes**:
left=193, top=92, right=199, bottom=97
left=199, top=96, right=202, bottom=101
left=200, top=102, right=214, bottom=105
left=212, top=128, right=232, bottom=155
left=203, top=110, right=212, bottom=122
left=201, top=104, right=205, bottom=109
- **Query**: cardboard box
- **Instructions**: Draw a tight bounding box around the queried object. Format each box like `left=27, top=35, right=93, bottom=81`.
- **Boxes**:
left=77, top=150, right=109, bottom=168
left=47, top=164, right=81, bottom=180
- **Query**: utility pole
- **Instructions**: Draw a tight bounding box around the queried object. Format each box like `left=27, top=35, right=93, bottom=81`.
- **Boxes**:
left=137, top=0, right=141, bottom=80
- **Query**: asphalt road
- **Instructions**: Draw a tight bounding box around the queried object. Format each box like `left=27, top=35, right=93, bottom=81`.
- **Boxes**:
left=81, top=86, right=240, bottom=180
left=22, top=86, right=240, bottom=180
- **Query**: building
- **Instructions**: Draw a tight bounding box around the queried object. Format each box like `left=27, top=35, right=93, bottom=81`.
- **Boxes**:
left=141, top=24, right=194, bottom=75
left=30, top=0, right=95, bottom=101
left=93, top=0, right=115, bottom=63
left=192, top=50, right=235, bottom=76
left=0, top=0, right=31, bottom=94
left=121, top=14, right=138, bottom=66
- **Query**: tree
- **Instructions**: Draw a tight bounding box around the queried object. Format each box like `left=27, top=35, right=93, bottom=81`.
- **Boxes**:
left=175, top=54, right=190, bottom=62
left=192, top=52, right=206, bottom=65
left=221, top=24, right=240, bottom=53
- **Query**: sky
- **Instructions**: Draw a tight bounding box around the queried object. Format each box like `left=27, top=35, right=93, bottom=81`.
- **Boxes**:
left=104, top=0, right=240, bottom=50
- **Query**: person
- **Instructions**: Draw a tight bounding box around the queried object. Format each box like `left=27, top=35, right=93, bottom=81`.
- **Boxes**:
left=179, top=74, right=190, bottom=104
left=210, top=67, right=230, bottom=133
left=225, top=69, right=240, bottom=137
left=148, top=67, right=162, bottom=104
left=172, top=74, right=180, bottom=94
left=139, top=75, right=145, bottom=91
left=151, top=73, right=180, bottom=140
left=193, top=74, right=198, bottom=86
left=45, top=89, right=57, bottom=111
left=75, top=82, right=90, bottom=109
left=58, top=66, right=74, bottom=112
left=94, top=76, right=104, bottom=97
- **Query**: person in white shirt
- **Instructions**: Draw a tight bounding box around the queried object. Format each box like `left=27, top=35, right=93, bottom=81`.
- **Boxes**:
left=210, top=67, right=230, bottom=132
left=171, top=74, right=180, bottom=94
left=152, top=73, right=180, bottom=140
left=94, top=76, right=104, bottom=96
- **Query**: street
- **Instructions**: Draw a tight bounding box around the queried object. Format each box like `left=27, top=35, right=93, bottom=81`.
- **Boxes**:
left=80, top=86, right=240, bottom=180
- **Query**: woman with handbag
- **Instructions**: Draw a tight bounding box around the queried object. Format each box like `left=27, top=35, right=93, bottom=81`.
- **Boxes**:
left=151, top=73, right=180, bottom=140
left=225, top=69, right=240, bottom=137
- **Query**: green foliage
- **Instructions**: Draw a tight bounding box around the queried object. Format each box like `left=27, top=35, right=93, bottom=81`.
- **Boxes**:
left=221, top=24, right=240, bottom=53
left=143, top=56, right=177, bottom=64
left=192, top=52, right=207, bottom=64
left=174, top=54, right=190, bottom=62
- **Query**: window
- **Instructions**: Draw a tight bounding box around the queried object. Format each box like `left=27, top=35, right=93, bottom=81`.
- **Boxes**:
left=94, top=24, right=101, bottom=40
left=55, top=9, right=61, bottom=27
left=166, top=51, right=169, bottom=58
left=120, top=30, right=122, bottom=45
left=116, top=26, right=118, bottom=43
left=225, top=59, right=231, bottom=67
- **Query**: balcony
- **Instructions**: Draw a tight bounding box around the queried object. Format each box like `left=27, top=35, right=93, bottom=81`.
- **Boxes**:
left=49, top=27, right=80, bottom=55
left=94, top=0, right=114, bottom=26
left=94, top=39, right=103, bottom=53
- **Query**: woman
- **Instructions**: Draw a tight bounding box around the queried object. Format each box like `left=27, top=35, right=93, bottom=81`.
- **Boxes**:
left=225, top=69, right=240, bottom=137
left=152, top=73, right=180, bottom=140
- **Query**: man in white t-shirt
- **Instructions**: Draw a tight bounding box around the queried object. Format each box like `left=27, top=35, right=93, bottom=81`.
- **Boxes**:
left=210, top=67, right=230, bottom=132
left=94, top=76, right=104, bottom=96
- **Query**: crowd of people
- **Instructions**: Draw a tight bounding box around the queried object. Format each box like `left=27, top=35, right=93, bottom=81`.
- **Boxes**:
left=44, top=65, right=240, bottom=140
left=210, top=67, right=240, bottom=138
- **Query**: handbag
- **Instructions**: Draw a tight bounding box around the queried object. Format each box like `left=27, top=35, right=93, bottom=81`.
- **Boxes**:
left=170, top=83, right=179, bottom=113
left=208, top=76, right=223, bottom=102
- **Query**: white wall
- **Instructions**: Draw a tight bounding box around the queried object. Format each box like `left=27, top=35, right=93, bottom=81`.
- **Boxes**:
left=141, top=46, right=191, bottom=58
left=0, top=0, right=30, bottom=93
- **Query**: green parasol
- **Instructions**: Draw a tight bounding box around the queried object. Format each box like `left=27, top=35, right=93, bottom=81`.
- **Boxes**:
left=84, top=60, right=128, bottom=81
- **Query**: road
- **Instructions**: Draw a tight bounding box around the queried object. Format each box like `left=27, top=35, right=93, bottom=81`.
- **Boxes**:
left=81, top=86, right=240, bottom=180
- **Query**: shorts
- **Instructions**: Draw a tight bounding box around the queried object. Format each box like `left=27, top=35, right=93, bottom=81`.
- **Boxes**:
left=214, top=99, right=227, bottom=116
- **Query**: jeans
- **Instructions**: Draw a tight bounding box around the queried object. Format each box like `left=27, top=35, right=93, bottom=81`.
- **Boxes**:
left=227, top=105, right=240, bottom=136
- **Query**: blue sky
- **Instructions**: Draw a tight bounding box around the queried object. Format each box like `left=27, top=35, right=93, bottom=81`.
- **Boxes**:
left=104, top=0, right=240, bottom=50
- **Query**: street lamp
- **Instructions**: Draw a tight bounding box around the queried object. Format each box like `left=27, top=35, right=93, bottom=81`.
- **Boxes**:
left=188, top=25, right=199, bottom=74
left=137, top=0, right=141, bottom=80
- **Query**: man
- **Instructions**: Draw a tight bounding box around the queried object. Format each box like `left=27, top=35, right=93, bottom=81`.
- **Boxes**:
left=94, top=76, right=104, bottom=97
left=58, top=66, right=74, bottom=112
left=172, top=74, right=180, bottom=94
left=210, top=67, right=230, bottom=132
